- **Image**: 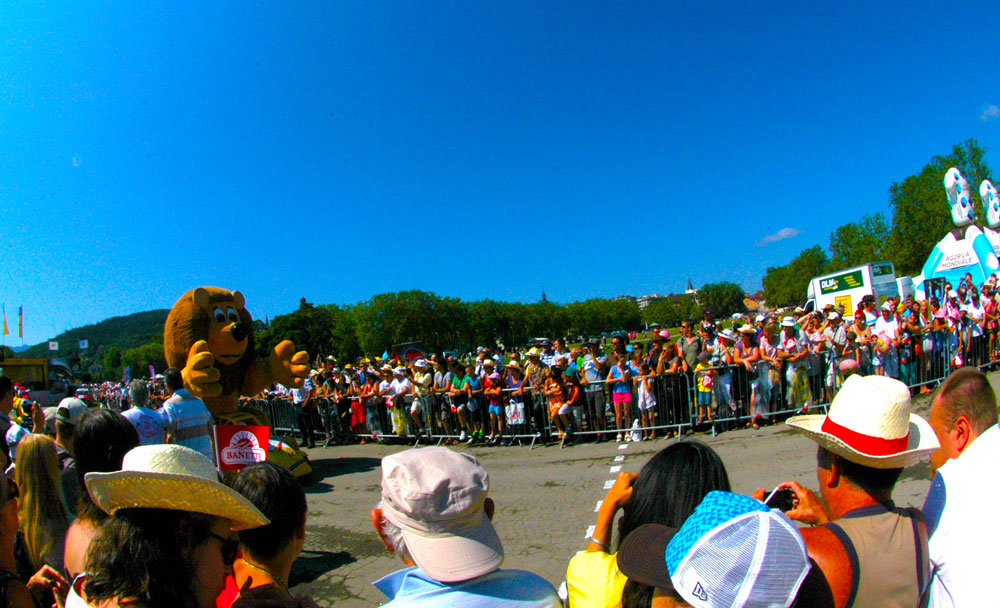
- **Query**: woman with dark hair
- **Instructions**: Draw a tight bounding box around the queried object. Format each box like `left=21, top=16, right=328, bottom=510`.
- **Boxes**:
left=63, top=409, right=140, bottom=580
left=69, top=444, right=268, bottom=608
left=565, top=441, right=731, bottom=608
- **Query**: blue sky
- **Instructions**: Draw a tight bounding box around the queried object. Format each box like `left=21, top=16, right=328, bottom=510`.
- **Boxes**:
left=1, top=1, right=997, bottom=345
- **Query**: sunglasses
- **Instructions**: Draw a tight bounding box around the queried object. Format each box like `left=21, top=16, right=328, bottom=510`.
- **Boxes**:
left=207, top=531, right=240, bottom=566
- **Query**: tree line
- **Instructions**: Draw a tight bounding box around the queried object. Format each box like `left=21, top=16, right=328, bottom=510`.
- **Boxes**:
left=763, top=139, right=995, bottom=307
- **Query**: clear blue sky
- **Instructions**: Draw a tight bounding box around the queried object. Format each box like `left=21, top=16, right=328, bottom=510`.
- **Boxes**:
left=1, top=1, right=997, bottom=345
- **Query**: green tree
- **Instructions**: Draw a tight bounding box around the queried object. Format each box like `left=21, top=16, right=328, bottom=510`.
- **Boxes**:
left=829, top=213, right=892, bottom=271
left=763, top=245, right=829, bottom=307
left=890, top=139, right=994, bottom=275
left=697, top=282, right=746, bottom=319
left=103, top=346, right=123, bottom=376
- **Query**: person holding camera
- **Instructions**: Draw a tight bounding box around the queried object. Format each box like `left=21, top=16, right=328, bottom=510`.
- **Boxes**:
left=754, top=375, right=937, bottom=608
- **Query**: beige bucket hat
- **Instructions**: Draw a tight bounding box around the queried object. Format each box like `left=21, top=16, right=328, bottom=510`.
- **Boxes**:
left=786, top=375, right=939, bottom=469
left=85, top=444, right=269, bottom=531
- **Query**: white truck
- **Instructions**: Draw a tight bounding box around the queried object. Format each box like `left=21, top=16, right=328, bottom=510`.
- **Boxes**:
left=805, top=262, right=899, bottom=314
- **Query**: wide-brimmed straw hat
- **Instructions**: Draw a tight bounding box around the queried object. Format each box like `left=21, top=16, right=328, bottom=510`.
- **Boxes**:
left=786, top=375, right=938, bottom=469
left=85, top=444, right=269, bottom=531
left=738, top=324, right=755, bottom=334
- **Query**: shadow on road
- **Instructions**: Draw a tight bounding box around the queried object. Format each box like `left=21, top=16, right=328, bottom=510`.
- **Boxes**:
left=303, top=457, right=382, bottom=494
left=290, top=549, right=356, bottom=586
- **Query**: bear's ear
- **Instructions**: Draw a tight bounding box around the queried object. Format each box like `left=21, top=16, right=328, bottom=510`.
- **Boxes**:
left=193, top=288, right=211, bottom=307
left=231, top=290, right=246, bottom=310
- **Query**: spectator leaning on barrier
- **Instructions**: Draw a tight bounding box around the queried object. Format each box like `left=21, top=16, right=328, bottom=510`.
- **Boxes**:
left=370, top=447, right=559, bottom=607
left=758, top=374, right=938, bottom=608
left=921, top=367, right=1000, bottom=607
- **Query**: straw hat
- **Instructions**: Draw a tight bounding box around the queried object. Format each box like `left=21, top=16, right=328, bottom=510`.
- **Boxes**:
left=85, top=444, right=269, bottom=531
left=738, top=324, right=755, bottom=334
left=786, top=375, right=938, bottom=469
left=526, top=347, right=543, bottom=357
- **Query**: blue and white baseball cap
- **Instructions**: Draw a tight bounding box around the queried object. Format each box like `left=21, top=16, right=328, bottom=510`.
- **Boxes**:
left=617, top=491, right=810, bottom=608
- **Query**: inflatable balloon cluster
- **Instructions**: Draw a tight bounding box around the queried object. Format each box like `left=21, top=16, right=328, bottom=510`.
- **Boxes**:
left=915, top=168, right=1000, bottom=298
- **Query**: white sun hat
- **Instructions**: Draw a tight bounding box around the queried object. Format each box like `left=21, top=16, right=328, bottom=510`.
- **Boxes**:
left=85, top=444, right=269, bottom=531
left=786, top=375, right=938, bottom=468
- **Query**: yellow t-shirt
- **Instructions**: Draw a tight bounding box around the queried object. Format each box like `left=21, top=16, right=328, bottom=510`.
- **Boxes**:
left=566, top=550, right=627, bottom=608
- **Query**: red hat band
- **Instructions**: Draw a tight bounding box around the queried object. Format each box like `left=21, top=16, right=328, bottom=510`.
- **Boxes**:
left=820, top=416, right=909, bottom=457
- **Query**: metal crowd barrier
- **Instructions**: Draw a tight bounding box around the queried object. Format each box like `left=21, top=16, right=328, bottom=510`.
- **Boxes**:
left=231, top=333, right=991, bottom=449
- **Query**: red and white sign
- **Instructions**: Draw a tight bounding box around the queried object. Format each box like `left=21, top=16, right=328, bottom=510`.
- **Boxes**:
left=215, top=425, right=269, bottom=472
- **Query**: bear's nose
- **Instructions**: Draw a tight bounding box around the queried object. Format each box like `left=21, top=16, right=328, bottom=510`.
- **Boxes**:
left=230, top=322, right=248, bottom=342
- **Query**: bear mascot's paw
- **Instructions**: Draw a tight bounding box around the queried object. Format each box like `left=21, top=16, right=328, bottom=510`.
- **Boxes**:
left=270, top=340, right=310, bottom=390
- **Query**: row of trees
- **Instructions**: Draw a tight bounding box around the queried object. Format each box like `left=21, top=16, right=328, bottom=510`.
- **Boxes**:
left=254, top=282, right=748, bottom=363
left=763, top=139, right=995, bottom=307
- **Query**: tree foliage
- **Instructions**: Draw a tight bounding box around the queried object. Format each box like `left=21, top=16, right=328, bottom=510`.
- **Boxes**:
left=890, top=139, right=993, bottom=275
left=829, top=213, right=891, bottom=272
left=762, top=245, right=829, bottom=307
left=697, top=282, right=746, bottom=319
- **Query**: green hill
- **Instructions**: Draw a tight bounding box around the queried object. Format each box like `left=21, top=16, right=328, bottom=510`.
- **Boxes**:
left=20, top=309, right=170, bottom=360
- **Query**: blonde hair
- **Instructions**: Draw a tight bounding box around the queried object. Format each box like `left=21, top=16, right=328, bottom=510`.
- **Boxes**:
left=15, top=434, right=70, bottom=571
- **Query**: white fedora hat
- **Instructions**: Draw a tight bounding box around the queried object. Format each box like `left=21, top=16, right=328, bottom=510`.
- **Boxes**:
left=85, top=444, right=269, bottom=531
left=786, top=375, right=938, bottom=469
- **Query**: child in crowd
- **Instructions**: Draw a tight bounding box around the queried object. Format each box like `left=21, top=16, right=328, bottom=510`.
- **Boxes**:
left=466, top=365, right=485, bottom=442
left=544, top=370, right=572, bottom=442
left=635, top=363, right=657, bottom=440
left=695, top=351, right=714, bottom=424
left=485, top=368, right=504, bottom=446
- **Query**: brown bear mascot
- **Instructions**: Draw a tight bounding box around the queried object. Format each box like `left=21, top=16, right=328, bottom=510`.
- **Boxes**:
left=163, top=286, right=310, bottom=428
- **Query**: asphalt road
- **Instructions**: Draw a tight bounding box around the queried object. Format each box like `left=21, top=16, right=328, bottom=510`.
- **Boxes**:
left=287, top=383, right=947, bottom=607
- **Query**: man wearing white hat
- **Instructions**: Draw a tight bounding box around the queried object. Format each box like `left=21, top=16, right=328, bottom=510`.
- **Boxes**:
left=756, top=374, right=939, bottom=608
left=371, top=447, right=559, bottom=607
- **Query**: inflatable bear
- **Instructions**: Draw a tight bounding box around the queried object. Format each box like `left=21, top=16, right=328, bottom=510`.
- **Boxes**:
left=163, top=287, right=309, bottom=417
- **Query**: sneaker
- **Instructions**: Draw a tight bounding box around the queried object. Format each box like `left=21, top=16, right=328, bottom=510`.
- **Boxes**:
left=459, top=431, right=468, bottom=442
left=467, top=434, right=476, bottom=445
left=616, top=433, right=623, bottom=443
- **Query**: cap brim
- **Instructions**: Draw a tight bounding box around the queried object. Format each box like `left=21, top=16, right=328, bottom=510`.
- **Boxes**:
left=616, top=524, right=678, bottom=590
left=85, top=470, right=269, bottom=531
left=398, top=510, right=504, bottom=583
left=786, top=414, right=938, bottom=469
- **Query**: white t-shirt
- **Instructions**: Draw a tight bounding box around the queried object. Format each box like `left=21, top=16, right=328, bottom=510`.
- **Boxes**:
left=389, top=378, right=412, bottom=396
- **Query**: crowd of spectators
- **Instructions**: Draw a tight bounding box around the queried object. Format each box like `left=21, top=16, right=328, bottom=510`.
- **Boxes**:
left=0, top=365, right=997, bottom=606
left=220, top=276, right=994, bottom=449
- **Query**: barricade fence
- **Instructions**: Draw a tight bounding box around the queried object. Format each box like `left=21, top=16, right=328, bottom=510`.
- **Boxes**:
left=237, top=334, right=980, bottom=449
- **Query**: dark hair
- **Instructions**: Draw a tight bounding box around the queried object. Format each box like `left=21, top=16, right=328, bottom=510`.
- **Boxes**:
left=0, top=376, right=11, bottom=401
left=817, top=447, right=902, bottom=495
left=74, top=410, right=140, bottom=522
left=85, top=508, right=215, bottom=608
left=229, top=463, right=306, bottom=560
left=619, top=441, right=731, bottom=608
left=933, top=366, right=998, bottom=435
left=164, top=368, right=184, bottom=391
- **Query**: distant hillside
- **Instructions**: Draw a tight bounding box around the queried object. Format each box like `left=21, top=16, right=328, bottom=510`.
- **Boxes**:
left=20, top=310, right=170, bottom=359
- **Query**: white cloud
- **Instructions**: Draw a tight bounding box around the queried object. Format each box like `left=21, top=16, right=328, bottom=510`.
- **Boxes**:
left=981, top=105, right=1000, bottom=121
left=756, top=227, right=802, bottom=247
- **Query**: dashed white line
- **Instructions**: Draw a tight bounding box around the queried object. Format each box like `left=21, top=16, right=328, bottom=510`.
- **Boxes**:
left=609, top=465, right=622, bottom=473
left=614, top=455, right=625, bottom=462
left=603, top=479, right=615, bottom=490
left=585, top=525, right=596, bottom=538
left=618, top=444, right=628, bottom=450
left=594, top=500, right=603, bottom=512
